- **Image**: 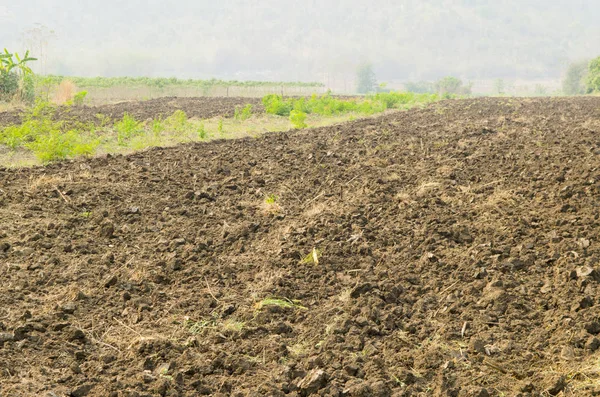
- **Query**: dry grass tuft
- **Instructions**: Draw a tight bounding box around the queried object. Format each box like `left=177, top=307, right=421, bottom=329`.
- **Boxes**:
left=53, top=80, right=77, bottom=104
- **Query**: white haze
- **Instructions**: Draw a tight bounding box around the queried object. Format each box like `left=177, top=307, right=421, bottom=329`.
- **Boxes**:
left=1, top=0, right=599, bottom=85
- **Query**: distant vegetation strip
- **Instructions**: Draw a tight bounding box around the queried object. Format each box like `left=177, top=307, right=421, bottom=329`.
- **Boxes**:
left=34, top=75, right=324, bottom=89
left=0, top=91, right=444, bottom=165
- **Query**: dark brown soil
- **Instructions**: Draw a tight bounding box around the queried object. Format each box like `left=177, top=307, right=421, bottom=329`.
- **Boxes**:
left=2, top=97, right=600, bottom=396
left=0, top=96, right=264, bottom=126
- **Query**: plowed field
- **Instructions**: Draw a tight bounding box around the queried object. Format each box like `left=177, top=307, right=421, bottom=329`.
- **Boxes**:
left=2, top=97, right=600, bottom=396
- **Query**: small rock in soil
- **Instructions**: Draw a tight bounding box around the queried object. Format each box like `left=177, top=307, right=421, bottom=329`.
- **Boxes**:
left=100, top=223, right=115, bottom=238
left=103, top=274, right=118, bottom=288
left=61, top=302, right=77, bottom=314
left=545, top=375, right=566, bottom=395
left=69, top=328, right=86, bottom=341
left=586, top=321, right=600, bottom=335
left=0, top=332, right=14, bottom=344
left=296, top=368, right=327, bottom=395
left=586, top=337, right=600, bottom=351
left=71, top=383, right=95, bottom=397
left=469, top=338, right=486, bottom=354
left=576, top=266, right=599, bottom=281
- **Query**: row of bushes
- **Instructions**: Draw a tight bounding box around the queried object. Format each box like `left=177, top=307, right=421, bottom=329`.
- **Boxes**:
left=0, top=101, right=208, bottom=163
left=35, top=75, right=324, bottom=89
left=262, top=91, right=440, bottom=117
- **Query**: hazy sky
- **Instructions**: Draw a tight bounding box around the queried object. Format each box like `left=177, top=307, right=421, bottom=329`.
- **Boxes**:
left=2, top=1, right=599, bottom=83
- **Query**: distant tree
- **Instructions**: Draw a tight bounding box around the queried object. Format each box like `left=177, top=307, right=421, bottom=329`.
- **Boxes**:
left=435, top=76, right=471, bottom=96
left=562, top=60, right=589, bottom=95
left=494, top=78, right=505, bottom=95
left=356, top=63, right=377, bottom=94
left=587, top=56, right=600, bottom=93
left=404, top=81, right=434, bottom=93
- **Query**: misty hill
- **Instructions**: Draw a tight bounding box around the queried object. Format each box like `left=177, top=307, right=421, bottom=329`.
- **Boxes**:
left=1, top=0, right=599, bottom=82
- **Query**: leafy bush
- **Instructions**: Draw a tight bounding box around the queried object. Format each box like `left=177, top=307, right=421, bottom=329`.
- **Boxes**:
left=356, top=63, right=377, bottom=94
left=587, top=57, right=600, bottom=93
left=197, top=122, right=207, bottom=139
left=234, top=104, right=253, bottom=121
left=435, top=76, right=471, bottom=96
left=262, top=94, right=292, bottom=116
left=152, top=118, right=165, bottom=134
left=27, top=130, right=98, bottom=163
left=290, top=110, right=307, bottom=129
left=114, top=113, right=143, bottom=144
left=0, top=72, right=19, bottom=101
left=404, top=81, right=434, bottom=94
left=165, top=110, right=190, bottom=133
left=1, top=49, right=37, bottom=102
left=73, top=90, right=88, bottom=106
left=0, top=100, right=98, bottom=162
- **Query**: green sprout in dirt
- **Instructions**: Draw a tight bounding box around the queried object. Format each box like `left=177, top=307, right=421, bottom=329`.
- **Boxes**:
left=234, top=104, right=253, bottom=121
left=254, top=297, right=307, bottom=311
left=217, top=118, right=224, bottom=135
left=197, top=122, right=207, bottom=139
left=301, top=247, right=321, bottom=265
left=265, top=194, right=278, bottom=205
left=114, top=112, right=143, bottom=145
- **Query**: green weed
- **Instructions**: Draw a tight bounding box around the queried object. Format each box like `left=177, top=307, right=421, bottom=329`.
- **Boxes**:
left=255, top=298, right=307, bottom=311
left=114, top=112, right=143, bottom=145
left=234, top=104, right=253, bottom=121
left=290, top=110, right=307, bottom=129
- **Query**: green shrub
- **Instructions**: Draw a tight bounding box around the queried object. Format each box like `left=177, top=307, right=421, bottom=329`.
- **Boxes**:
left=290, top=110, right=307, bottom=129
left=263, top=94, right=292, bottom=116
left=587, top=56, right=600, bottom=93
left=197, top=122, right=207, bottom=139
left=234, top=104, right=253, bottom=121
left=0, top=72, right=19, bottom=101
left=114, top=113, right=143, bottom=145
left=435, top=76, right=471, bottom=96
left=27, top=130, right=98, bottom=163
left=73, top=91, right=88, bottom=106
left=356, top=63, right=377, bottom=94
left=152, top=118, right=165, bottom=134
left=22, top=74, right=36, bottom=104
left=165, top=110, right=190, bottom=132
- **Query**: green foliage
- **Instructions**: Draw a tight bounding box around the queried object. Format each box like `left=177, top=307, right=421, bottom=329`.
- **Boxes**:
left=152, top=118, right=165, bottom=134
left=234, top=104, right=253, bottom=121
left=73, top=91, right=88, bottom=106
left=290, top=110, right=307, bottom=129
left=0, top=72, right=19, bottom=101
left=562, top=61, right=589, bottom=95
left=263, top=91, right=438, bottom=119
left=587, top=57, right=600, bottom=93
left=265, top=194, right=278, bottom=205
left=435, top=76, right=472, bottom=96
left=262, top=94, right=292, bottom=116
left=0, top=49, right=37, bottom=102
left=404, top=81, right=435, bottom=94
left=356, top=63, right=377, bottom=94
left=114, top=113, right=143, bottom=145
left=27, top=130, right=98, bottom=163
left=36, top=75, right=324, bottom=89
left=165, top=110, right=191, bottom=133
left=197, top=122, right=207, bottom=139
left=0, top=100, right=98, bottom=162
left=217, top=119, right=224, bottom=134
left=22, top=74, right=36, bottom=104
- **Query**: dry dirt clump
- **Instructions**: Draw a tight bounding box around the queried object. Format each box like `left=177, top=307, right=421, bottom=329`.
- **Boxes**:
left=2, top=97, right=600, bottom=396
left=0, top=96, right=265, bottom=126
